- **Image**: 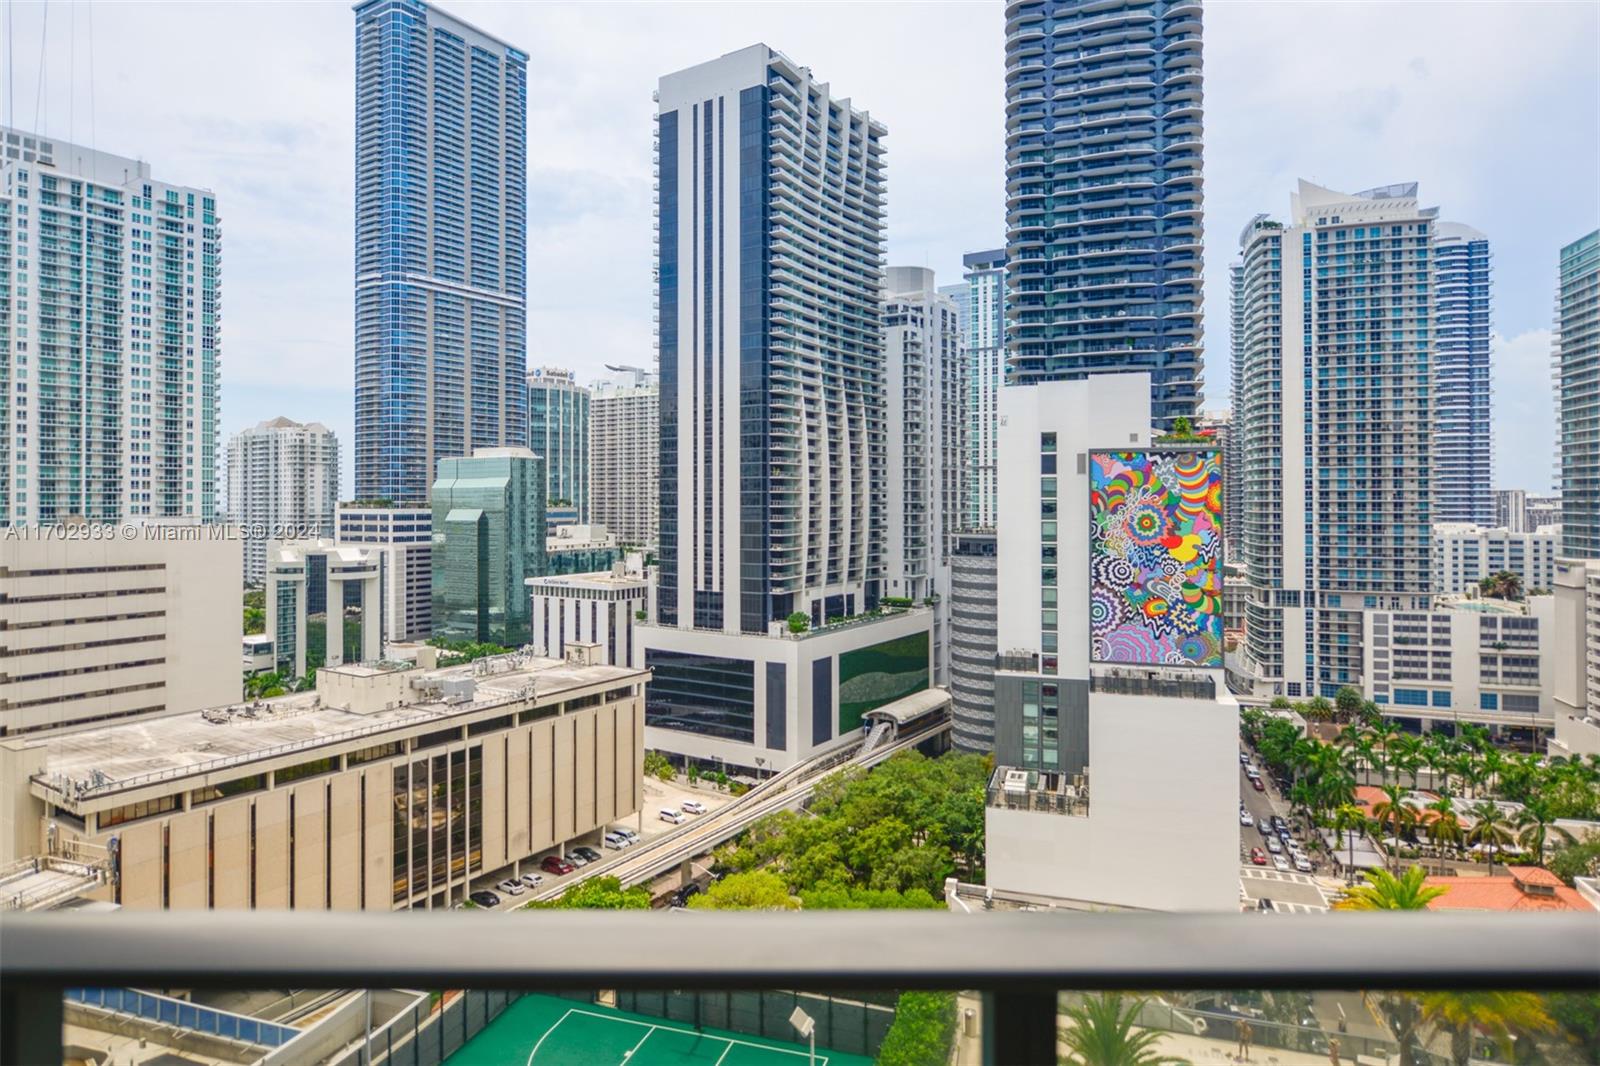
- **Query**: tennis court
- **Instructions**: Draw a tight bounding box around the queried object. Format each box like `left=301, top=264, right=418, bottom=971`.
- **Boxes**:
left=445, top=993, right=876, bottom=1066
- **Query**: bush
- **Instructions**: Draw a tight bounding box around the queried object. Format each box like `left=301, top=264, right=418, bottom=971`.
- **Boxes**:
left=643, top=750, right=676, bottom=782
left=876, top=991, right=957, bottom=1066
left=786, top=611, right=810, bottom=634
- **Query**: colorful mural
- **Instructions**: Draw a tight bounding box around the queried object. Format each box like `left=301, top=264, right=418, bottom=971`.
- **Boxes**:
left=1089, top=450, right=1224, bottom=667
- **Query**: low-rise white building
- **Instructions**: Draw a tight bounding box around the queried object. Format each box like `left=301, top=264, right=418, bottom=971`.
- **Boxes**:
left=528, top=561, right=650, bottom=667
left=1362, top=597, right=1553, bottom=738
left=335, top=504, right=432, bottom=641
left=0, top=526, right=241, bottom=736
left=265, top=540, right=386, bottom=679
left=1549, top=558, right=1600, bottom=759
left=1432, top=523, right=1558, bottom=595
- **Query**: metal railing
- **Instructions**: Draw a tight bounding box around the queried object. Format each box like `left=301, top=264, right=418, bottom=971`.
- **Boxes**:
left=2, top=911, right=1595, bottom=1066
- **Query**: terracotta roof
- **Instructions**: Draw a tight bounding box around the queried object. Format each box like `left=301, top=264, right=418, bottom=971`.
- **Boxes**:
left=1506, top=865, right=1565, bottom=888
left=1423, top=874, right=1594, bottom=913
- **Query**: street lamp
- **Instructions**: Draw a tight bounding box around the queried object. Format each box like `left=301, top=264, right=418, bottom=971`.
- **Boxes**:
left=789, top=1006, right=816, bottom=1066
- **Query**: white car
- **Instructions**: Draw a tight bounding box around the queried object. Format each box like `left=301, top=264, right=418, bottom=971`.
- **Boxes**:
left=496, top=879, right=525, bottom=896
left=1272, top=854, right=1291, bottom=872
left=1266, top=837, right=1283, bottom=855
left=520, top=872, right=544, bottom=889
left=612, top=826, right=640, bottom=844
left=1294, top=854, right=1313, bottom=873
left=1239, top=809, right=1254, bottom=826
left=603, top=832, right=631, bottom=850
left=681, top=800, right=706, bottom=815
left=660, top=808, right=685, bottom=825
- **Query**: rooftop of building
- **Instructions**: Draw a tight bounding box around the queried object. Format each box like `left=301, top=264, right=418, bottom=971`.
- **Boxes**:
left=1424, top=867, right=1595, bottom=913
left=17, top=653, right=645, bottom=803
left=528, top=566, right=648, bottom=592
left=547, top=524, right=619, bottom=550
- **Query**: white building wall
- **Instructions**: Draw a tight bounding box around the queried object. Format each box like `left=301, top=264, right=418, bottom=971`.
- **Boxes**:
left=1432, top=523, right=1558, bottom=595
left=590, top=367, right=659, bottom=548
left=227, top=418, right=340, bottom=583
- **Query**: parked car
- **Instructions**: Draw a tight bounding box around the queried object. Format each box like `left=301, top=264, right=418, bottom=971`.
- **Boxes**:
left=612, top=826, right=640, bottom=843
left=496, top=878, right=525, bottom=896
left=1271, top=815, right=1287, bottom=830
left=1239, top=809, right=1254, bottom=826
left=671, top=883, right=703, bottom=908
left=1256, top=897, right=1274, bottom=912
left=541, top=855, right=575, bottom=875
left=1239, top=751, right=1250, bottom=764
left=1266, top=836, right=1283, bottom=855
left=520, top=872, right=544, bottom=888
left=1251, top=777, right=1266, bottom=792
left=573, top=846, right=603, bottom=864
left=1272, top=854, right=1290, bottom=872
left=660, top=808, right=685, bottom=825
left=1294, top=854, right=1313, bottom=873
left=1257, top=818, right=1273, bottom=837
left=565, top=850, right=590, bottom=868
left=603, top=832, right=631, bottom=850
left=1249, top=847, right=1267, bottom=866
left=681, top=799, right=706, bottom=815
left=1277, top=826, right=1294, bottom=843
left=469, top=890, right=501, bottom=908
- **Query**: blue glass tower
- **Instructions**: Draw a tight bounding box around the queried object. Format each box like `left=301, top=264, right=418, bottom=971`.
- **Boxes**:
left=1003, top=0, right=1204, bottom=427
left=1432, top=223, right=1493, bottom=525
left=354, top=0, right=528, bottom=504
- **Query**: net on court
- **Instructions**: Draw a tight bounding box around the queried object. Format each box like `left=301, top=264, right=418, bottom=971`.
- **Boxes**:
left=445, top=993, right=877, bottom=1066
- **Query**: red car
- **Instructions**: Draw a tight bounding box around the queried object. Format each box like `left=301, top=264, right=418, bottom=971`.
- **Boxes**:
left=1250, top=776, right=1266, bottom=792
left=540, top=854, right=575, bottom=875
left=1249, top=847, right=1267, bottom=866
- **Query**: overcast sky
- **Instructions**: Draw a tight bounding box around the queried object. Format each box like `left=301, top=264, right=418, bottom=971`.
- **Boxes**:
left=5, top=0, right=1597, bottom=496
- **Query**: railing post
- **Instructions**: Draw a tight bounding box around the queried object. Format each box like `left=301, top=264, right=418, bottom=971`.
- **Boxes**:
left=1, top=984, right=63, bottom=1066
left=982, top=988, right=1056, bottom=1066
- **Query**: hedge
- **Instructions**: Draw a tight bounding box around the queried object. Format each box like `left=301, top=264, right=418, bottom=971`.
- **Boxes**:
left=876, top=990, right=957, bottom=1066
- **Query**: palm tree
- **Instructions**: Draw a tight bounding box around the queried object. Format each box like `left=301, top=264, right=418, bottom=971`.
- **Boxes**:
left=1423, top=795, right=1464, bottom=870
left=1516, top=795, right=1577, bottom=861
left=1465, top=800, right=1515, bottom=876
left=1372, top=783, right=1418, bottom=871
left=1058, top=994, right=1187, bottom=1066
left=1330, top=803, right=1369, bottom=881
left=1334, top=865, right=1448, bottom=910
left=1418, top=991, right=1556, bottom=1066
left=1478, top=570, right=1525, bottom=602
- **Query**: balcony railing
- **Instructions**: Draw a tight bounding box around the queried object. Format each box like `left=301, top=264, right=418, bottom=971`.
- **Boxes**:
left=2, top=911, right=1596, bottom=1066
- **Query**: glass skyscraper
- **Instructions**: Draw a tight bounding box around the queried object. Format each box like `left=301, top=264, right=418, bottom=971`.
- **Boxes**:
left=1002, top=0, right=1204, bottom=428
left=525, top=366, right=591, bottom=521
left=430, top=448, right=545, bottom=646
left=1558, top=230, right=1600, bottom=559
left=959, top=249, right=1006, bottom=529
left=353, top=0, right=528, bottom=504
left=1433, top=223, right=1493, bottom=525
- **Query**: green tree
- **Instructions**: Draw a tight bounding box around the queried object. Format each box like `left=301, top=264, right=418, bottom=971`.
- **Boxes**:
left=1333, top=865, right=1447, bottom=911
left=1334, top=685, right=1364, bottom=722
left=1418, top=991, right=1555, bottom=1066
left=533, top=875, right=650, bottom=910
left=1547, top=832, right=1600, bottom=885
left=1372, top=783, right=1417, bottom=870
left=786, top=611, right=810, bottom=634
left=1059, top=994, right=1186, bottom=1066
left=1515, top=793, right=1576, bottom=861
left=642, top=750, right=676, bottom=782
left=1423, top=795, right=1464, bottom=867
left=686, top=870, right=799, bottom=910
left=1466, top=800, right=1516, bottom=876
left=1478, top=570, right=1525, bottom=601
left=1329, top=803, right=1369, bottom=879
left=1543, top=993, right=1600, bottom=1063
left=876, top=991, right=957, bottom=1066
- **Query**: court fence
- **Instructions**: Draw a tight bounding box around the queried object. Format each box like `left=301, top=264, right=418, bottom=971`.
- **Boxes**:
left=615, top=989, right=897, bottom=1059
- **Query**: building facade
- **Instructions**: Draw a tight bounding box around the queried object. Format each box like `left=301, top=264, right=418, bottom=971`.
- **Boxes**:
left=1432, top=224, right=1493, bottom=525
left=1361, top=598, right=1553, bottom=740
left=0, top=530, right=240, bottom=736
left=589, top=366, right=659, bottom=549
left=526, top=367, right=590, bottom=522
left=1556, top=230, right=1600, bottom=558
left=546, top=523, right=622, bottom=576
left=959, top=249, right=1006, bottom=529
left=1002, top=1, right=1203, bottom=428
left=1234, top=183, right=1438, bottom=699
left=948, top=531, right=997, bottom=754
left=1549, top=558, right=1600, bottom=759
left=430, top=448, right=545, bottom=646
left=527, top=563, right=649, bottom=666
left=336, top=503, right=433, bottom=640
left=1432, top=523, right=1558, bottom=596
left=1, top=128, right=221, bottom=526
left=352, top=0, right=528, bottom=504
left=227, top=418, right=340, bottom=583
left=655, top=44, right=887, bottom=636
left=265, top=540, right=387, bottom=678
left=882, top=267, right=963, bottom=684
left=1226, top=256, right=1248, bottom=563
left=0, top=652, right=648, bottom=910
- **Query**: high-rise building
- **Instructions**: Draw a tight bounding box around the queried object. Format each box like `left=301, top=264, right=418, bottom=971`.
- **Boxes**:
left=265, top=539, right=385, bottom=677
left=883, top=267, right=963, bottom=684
left=430, top=448, right=545, bottom=646
left=336, top=502, right=433, bottom=640
left=352, top=0, right=528, bottom=505
left=526, top=367, right=590, bottom=522
left=639, top=46, right=937, bottom=776
left=227, top=417, right=340, bottom=583
left=1433, top=223, right=1494, bottom=525
left=1, top=129, right=221, bottom=526
left=1002, top=1, right=1203, bottom=428
left=948, top=531, right=997, bottom=753
left=589, top=365, right=659, bottom=549
left=959, top=249, right=1006, bottom=529
left=654, top=44, right=886, bottom=635
left=1556, top=229, right=1600, bottom=558
left=1226, top=256, right=1248, bottom=562
left=1234, top=182, right=1437, bottom=700
left=1432, top=523, right=1559, bottom=596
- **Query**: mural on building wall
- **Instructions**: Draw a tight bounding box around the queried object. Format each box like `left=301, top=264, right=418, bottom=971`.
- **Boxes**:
left=1089, top=450, right=1224, bottom=667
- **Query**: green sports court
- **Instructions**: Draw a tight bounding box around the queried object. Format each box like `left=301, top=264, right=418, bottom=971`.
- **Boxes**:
left=445, top=993, right=877, bottom=1066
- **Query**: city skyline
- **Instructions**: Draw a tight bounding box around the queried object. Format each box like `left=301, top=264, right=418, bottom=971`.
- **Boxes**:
left=1, top=0, right=1595, bottom=496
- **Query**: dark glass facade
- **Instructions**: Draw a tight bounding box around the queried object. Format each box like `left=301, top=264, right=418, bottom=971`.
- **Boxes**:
left=739, top=85, right=773, bottom=635
left=644, top=650, right=755, bottom=743
left=657, top=111, right=679, bottom=627
left=838, top=631, right=930, bottom=733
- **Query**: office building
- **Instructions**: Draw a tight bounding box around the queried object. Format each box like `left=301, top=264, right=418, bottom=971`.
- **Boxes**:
left=1432, top=523, right=1558, bottom=595
left=0, top=650, right=649, bottom=910
left=1002, top=1, right=1203, bottom=427
left=527, top=559, right=649, bottom=666
left=882, top=267, right=963, bottom=684
left=1495, top=489, right=1529, bottom=533
left=1549, top=558, right=1600, bottom=759
left=589, top=366, right=659, bottom=549
left=1556, top=230, right=1600, bottom=558
left=265, top=539, right=387, bottom=678
left=1362, top=597, right=1553, bottom=741
left=654, top=44, right=886, bottom=635
left=352, top=0, right=528, bottom=504
left=959, top=249, right=1006, bottom=529
left=1432, top=224, right=1494, bottom=525
left=1233, top=183, right=1437, bottom=700
left=546, top=523, right=622, bottom=576
left=336, top=503, right=432, bottom=640
left=948, top=532, right=997, bottom=753
left=1227, top=257, right=1247, bottom=562
left=0, top=531, right=240, bottom=736
left=1527, top=493, right=1563, bottom=532
left=430, top=448, right=545, bottom=647
left=1, top=128, right=221, bottom=526
left=984, top=374, right=1236, bottom=911
left=526, top=367, right=591, bottom=522
left=227, top=418, right=340, bottom=583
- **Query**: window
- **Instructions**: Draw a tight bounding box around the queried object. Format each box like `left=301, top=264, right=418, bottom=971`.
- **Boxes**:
left=275, top=757, right=336, bottom=785
left=1479, top=693, right=1499, bottom=710
left=190, top=774, right=266, bottom=806
left=99, top=794, right=179, bottom=829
